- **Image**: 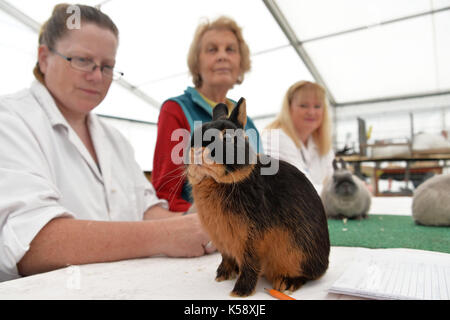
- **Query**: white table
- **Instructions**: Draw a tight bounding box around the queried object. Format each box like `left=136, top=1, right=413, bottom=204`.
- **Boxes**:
left=0, top=197, right=421, bottom=300
left=1, top=245, right=444, bottom=300
left=369, top=196, right=412, bottom=216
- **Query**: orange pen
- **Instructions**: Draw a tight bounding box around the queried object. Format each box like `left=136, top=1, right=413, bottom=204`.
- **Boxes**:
left=264, top=288, right=296, bottom=300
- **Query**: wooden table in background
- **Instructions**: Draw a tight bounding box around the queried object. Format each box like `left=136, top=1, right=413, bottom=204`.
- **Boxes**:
left=341, top=153, right=450, bottom=196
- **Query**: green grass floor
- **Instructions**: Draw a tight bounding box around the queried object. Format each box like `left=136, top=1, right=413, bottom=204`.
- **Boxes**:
left=327, top=214, right=450, bottom=254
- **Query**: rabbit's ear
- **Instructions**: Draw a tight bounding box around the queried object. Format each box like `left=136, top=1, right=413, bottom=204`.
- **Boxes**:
left=213, top=103, right=229, bottom=121
left=339, top=158, right=347, bottom=169
left=332, top=159, right=339, bottom=171
left=229, top=97, right=247, bottom=129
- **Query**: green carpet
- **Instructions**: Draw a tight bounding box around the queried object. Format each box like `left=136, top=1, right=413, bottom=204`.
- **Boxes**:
left=327, top=214, right=450, bottom=254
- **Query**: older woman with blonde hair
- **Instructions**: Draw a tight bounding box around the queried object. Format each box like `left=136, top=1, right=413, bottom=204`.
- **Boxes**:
left=261, top=80, right=334, bottom=192
left=152, top=16, right=262, bottom=213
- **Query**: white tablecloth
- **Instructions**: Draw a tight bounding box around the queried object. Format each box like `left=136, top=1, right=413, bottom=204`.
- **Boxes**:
left=0, top=197, right=421, bottom=300
left=1, top=245, right=440, bottom=300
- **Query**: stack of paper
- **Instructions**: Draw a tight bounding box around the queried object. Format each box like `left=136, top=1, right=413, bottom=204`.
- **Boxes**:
left=329, top=248, right=450, bottom=300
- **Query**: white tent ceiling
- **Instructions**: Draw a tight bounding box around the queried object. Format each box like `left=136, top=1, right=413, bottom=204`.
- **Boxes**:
left=3, top=0, right=450, bottom=118
left=1, top=0, right=314, bottom=123
left=1, top=0, right=450, bottom=170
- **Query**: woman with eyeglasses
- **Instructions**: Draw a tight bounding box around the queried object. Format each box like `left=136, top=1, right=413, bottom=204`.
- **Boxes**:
left=0, top=4, right=214, bottom=282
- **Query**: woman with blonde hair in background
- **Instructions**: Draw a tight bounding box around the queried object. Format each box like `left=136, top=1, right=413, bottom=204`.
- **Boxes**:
left=261, top=80, right=334, bottom=192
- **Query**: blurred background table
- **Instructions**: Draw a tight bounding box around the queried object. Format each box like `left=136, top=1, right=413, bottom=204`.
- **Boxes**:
left=341, top=153, right=450, bottom=196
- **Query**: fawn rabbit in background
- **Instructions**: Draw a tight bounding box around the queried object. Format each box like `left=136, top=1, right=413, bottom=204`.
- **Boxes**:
left=321, top=158, right=371, bottom=219
left=412, top=174, right=450, bottom=226
left=186, top=98, right=330, bottom=297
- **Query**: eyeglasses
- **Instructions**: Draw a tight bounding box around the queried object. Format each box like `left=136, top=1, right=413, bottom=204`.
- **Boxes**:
left=49, top=48, right=124, bottom=80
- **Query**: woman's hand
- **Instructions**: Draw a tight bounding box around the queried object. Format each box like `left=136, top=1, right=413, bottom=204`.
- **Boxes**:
left=158, top=213, right=216, bottom=257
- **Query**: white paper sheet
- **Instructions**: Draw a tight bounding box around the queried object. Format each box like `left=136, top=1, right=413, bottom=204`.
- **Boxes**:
left=329, top=248, right=450, bottom=300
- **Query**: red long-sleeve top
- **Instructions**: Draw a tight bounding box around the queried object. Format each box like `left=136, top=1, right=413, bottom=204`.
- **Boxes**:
left=152, top=100, right=192, bottom=212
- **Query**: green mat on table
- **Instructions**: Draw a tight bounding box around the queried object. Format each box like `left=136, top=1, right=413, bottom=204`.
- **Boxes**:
left=327, top=214, right=450, bottom=254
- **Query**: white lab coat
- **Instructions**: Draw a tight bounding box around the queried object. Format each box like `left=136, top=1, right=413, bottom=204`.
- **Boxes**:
left=261, top=128, right=334, bottom=193
left=0, top=81, right=167, bottom=281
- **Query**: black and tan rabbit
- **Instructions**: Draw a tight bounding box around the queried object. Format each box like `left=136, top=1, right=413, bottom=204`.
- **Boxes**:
left=186, top=98, right=330, bottom=297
